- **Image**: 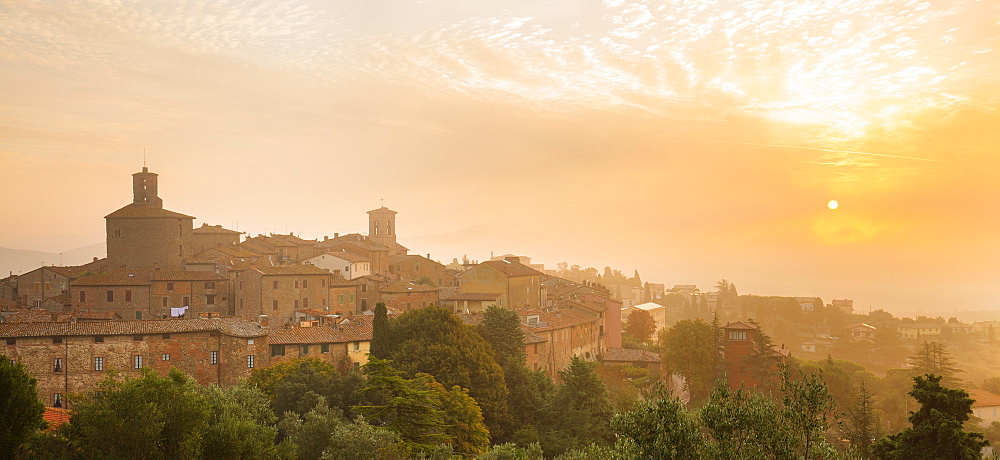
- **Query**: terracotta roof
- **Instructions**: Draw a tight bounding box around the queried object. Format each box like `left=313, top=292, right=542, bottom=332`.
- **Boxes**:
left=848, top=323, right=877, bottom=331
left=192, top=224, right=241, bottom=235
left=238, top=240, right=278, bottom=254
left=4, top=310, right=73, bottom=322
left=151, top=270, right=226, bottom=281
left=315, top=252, right=369, bottom=263
left=47, top=265, right=98, bottom=279
left=196, top=246, right=263, bottom=258
left=524, top=330, right=547, bottom=344
left=257, top=265, right=332, bottom=276
left=317, top=236, right=390, bottom=252
left=329, top=278, right=359, bottom=288
left=75, top=311, right=122, bottom=320
left=380, top=281, right=440, bottom=294
left=268, top=326, right=343, bottom=345
left=183, top=258, right=217, bottom=265
left=724, top=321, right=758, bottom=330
left=0, top=299, right=17, bottom=309
left=105, top=203, right=194, bottom=219
left=0, top=317, right=266, bottom=338
left=517, top=306, right=601, bottom=332
left=43, top=407, right=71, bottom=432
left=476, top=260, right=543, bottom=278
left=603, top=347, right=661, bottom=363
left=968, top=389, right=1000, bottom=408
left=897, top=323, right=943, bottom=329
left=442, top=292, right=502, bottom=301
left=41, top=295, right=72, bottom=306
left=73, top=269, right=152, bottom=286
left=367, top=206, right=398, bottom=215
left=557, top=298, right=608, bottom=313
left=297, top=308, right=335, bottom=318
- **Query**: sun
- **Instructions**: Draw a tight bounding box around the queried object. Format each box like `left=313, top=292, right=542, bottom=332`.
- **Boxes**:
left=828, top=200, right=839, bottom=210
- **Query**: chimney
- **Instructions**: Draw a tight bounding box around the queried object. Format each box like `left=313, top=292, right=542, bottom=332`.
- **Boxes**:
left=334, top=233, right=339, bottom=238
left=259, top=315, right=269, bottom=327
left=323, top=236, right=329, bottom=241
left=93, top=257, right=98, bottom=263
left=427, top=253, right=431, bottom=260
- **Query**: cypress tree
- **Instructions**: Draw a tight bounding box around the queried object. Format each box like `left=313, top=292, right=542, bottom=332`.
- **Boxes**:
left=370, top=302, right=390, bottom=360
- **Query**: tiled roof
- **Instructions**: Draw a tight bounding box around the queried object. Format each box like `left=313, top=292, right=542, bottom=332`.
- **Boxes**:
left=724, top=321, right=758, bottom=330
left=297, top=308, right=335, bottom=318
left=47, top=265, right=97, bottom=279
left=43, top=407, right=71, bottom=432
left=517, top=306, right=601, bottom=332
left=238, top=240, right=278, bottom=254
left=196, top=246, right=263, bottom=258
left=442, top=292, right=502, bottom=301
left=848, top=323, right=877, bottom=331
left=192, top=224, right=241, bottom=234
left=557, top=299, right=608, bottom=313
left=72, top=269, right=152, bottom=286
left=317, top=236, right=390, bottom=252
left=105, top=203, right=195, bottom=219
left=41, top=295, right=72, bottom=306
left=329, top=278, right=359, bottom=288
left=151, top=270, right=226, bottom=281
left=477, top=260, right=543, bottom=278
left=524, top=330, right=547, bottom=344
left=380, top=281, right=440, bottom=294
left=367, top=206, right=398, bottom=215
left=603, top=347, right=661, bottom=363
left=968, top=389, right=1000, bottom=408
left=898, top=323, right=943, bottom=329
left=315, top=252, right=369, bottom=263
left=0, top=299, right=17, bottom=309
left=257, top=265, right=332, bottom=276
left=4, top=310, right=72, bottom=322
left=75, top=311, right=121, bottom=320
left=268, top=326, right=343, bottom=345
left=0, top=317, right=267, bottom=338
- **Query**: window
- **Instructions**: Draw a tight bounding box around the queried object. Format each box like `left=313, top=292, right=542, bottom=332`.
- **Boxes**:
left=361, top=284, right=367, bottom=292
left=134, top=355, right=143, bottom=369
left=272, top=280, right=278, bottom=289
left=321, top=279, right=326, bottom=288
left=361, top=299, right=367, bottom=311
left=5, top=339, right=14, bottom=345
left=162, top=297, right=168, bottom=307
left=294, top=300, right=299, bottom=309
left=353, top=342, right=360, bottom=351
left=106, top=290, right=114, bottom=302
left=45, top=282, right=51, bottom=291
left=206, top=295, right=215, bottom=305
left=350, top=294, right=355, bottom=302
left=248, top=339, right=255, bottom=345
left=94, top=336, right=104, bottom=343
left=339, top=294, right=345, bottom=303
left=294, top=280, right=300, bottom=288
left=53, top=358, right=63, bottom=372
left=210, top=351, right=219, bottom=364
left=94, top=356, right=104, bottom=371
left=272, top=300, right=278, bottom=310
left=302, top=280, right=308, bottom=289
left=182, top=296, right=190, bottom=306
left=321, top=343, right=330, bottom=353
left=53, top=393, right=62, bottom=407
left=271, top=345, right=286, bottom=357
left=34, top=282, right=40, bottom=291
left=162, top=334, right=170, bottom=339
left=302, top=344, right=310, bottom=354
left=178, top=245, right=183, bottom=257
left=205, top=281, right=215, bottom=289
left=125, top=290, right=132, bottom=302
left=302, top=298, right=309, bottom=309
left=322, top=298, right=326, bottom=307
left=728, top=331, right=748, bottom=341
left=247, top=355, right=255, bottom=368
left=166, top=282, right=174, bottom=292
left=162, top=353, right=170, bottom=361
left=134, top=335, right=143, bottom=341
left=79, top=291, right=86, bottom=302
left=353, top=361, right=360, bottom=369
left=135, top=311, right=142, bottom=320
left=115, top=229, right=121, bottom=238
left=52, top=337, right=62, bottom=344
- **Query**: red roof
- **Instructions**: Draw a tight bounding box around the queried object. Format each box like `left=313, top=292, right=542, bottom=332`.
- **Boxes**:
left=968, top=389, right=1000, bottom=408
left=192, top=224, right=241, bottom=235
left=256, top=265, right=332, bottom=276
left=477, top=260, right=543, bottom=277
left=316, top=252, right=369, bottom=263
left=43, top=407, right=71, bottom=432
left=105, top=203, right=194, bottom=219
left=0, top=317, right=266, bottom=338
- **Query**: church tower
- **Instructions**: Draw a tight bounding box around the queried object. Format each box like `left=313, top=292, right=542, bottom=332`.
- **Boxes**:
left=106, top=167, right=194, bottom=269
left=367, top=206, right=407, bottom=256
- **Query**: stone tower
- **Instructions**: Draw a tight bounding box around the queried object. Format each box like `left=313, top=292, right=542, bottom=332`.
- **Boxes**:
left=367, top=206, right=397, bottom=248
left=106, top=167, right=194, bottom=269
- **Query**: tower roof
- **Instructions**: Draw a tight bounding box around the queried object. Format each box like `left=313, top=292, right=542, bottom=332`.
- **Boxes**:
left=367, top=206, right=397, bottom=215
left=105, top=203, right=195, bottom=219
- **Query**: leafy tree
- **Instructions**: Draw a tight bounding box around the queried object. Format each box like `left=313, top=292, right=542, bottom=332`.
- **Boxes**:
left=0, top=355, right=45, bottom=458
left=64, top=368, right=210, bottom=459
left=623, top=308, right=657, bottom=343
left=386, top=307, right=511, bottom=440
left=476, top=442, right=544, bottom=460
left=745, top=320, right=781, bottom=395
left=540, top=357, right=614, bottom=457
left=873, top=374, right=987, bottom=459
left=610, top=385, right=705, bottom=459
left=908, top=341, right=959, bottom=383
left=699, top=382, right=794, bottom=459
left=320, top=416, right=407, bottom=460
left=248, top=357, right=365, bottom=419
left=659, top=319, right=718, bottom=404
left=279, top=398, right=346, bottom=460
left=780, top=366, right=837, bottom=459
left=355, top=359, right=448, bottom=454
left=413, top=374, right=490, bottom=455
left=478, top=305, right=527, bottom=365
left=841, top=379, right=879, bottom=458
left=982, top=376, right=1000, bottom=396
left=370, top=302, right=390, bottom=360
left=200, top=384, right=285, bottom=460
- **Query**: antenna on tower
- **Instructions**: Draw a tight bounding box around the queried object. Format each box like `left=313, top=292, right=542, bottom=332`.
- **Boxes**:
left=380, top=198, right=384, bottom=208
left=143, top=148, right=147, bottom=168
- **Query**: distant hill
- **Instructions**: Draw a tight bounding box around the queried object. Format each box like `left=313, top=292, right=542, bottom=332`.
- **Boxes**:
left=0, top=243, right=104, bottom=277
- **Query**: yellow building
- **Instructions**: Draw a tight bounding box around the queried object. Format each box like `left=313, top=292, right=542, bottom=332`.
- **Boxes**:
left=896, top=323, right=942, bottom=339
left=457, top=258, right=543, bottom=309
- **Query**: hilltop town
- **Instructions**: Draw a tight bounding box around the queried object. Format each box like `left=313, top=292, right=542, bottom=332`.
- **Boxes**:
left=3, top=167, right=1000, bottom=458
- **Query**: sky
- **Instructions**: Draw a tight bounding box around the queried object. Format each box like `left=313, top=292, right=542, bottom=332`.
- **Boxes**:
left=1, top=0, right=999, bottom=315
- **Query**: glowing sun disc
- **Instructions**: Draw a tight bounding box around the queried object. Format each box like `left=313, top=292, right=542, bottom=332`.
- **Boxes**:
left=828, top=200, right=839, bottom=210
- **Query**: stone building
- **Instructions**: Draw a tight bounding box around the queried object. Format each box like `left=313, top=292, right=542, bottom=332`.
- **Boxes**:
left=517, top=305, right=602, bottom=378
left=367, top=206, right=408, bottom=257
left=315, top=235, right=391, bottom=276
left=266, top=326, right=350, bottom=368
left=0, top=317, right=268, bottom=408
left=389, top=254, right=455, bottom=287
left=191, top=224, right=242, bottom=253
left=235, top=265, right=333, bottom=326
left=379, top=281, right=440, bottom=312
left=306, top=252, right=371, bottom=280
left=458, top=258, right=544, bottom=309
left=106, top=167, right=195, bottom=270
left=71, top=269, right=228, bottom=320
left=722, top=321, right=788, bottom=390
left=329, top=278, right=359, bottom=315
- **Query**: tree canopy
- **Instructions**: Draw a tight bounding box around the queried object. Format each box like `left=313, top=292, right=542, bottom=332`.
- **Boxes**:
left=0, top=355, right=45, bottom=458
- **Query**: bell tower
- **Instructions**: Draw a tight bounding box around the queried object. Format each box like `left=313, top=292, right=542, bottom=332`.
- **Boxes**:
left=367, top=206, right=397, bottom=248
left=132, top=166, right=163, bottom=208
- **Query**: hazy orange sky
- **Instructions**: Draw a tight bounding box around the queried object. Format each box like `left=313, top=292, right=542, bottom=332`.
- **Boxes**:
left=2, top=0, right=999, bottom=315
